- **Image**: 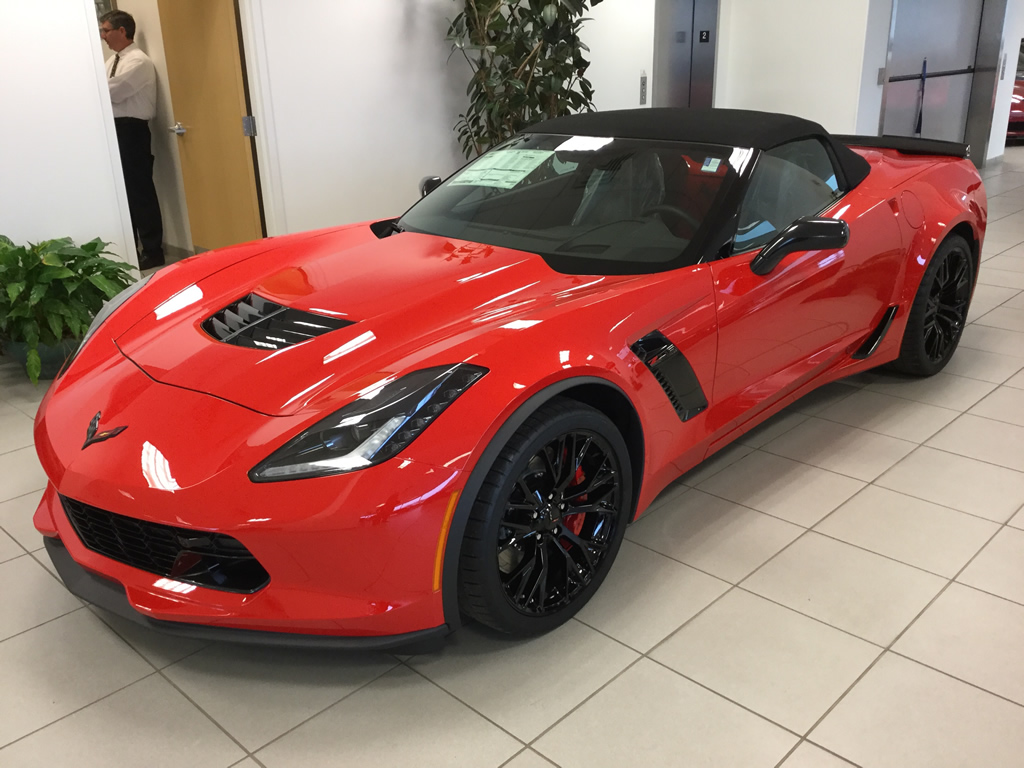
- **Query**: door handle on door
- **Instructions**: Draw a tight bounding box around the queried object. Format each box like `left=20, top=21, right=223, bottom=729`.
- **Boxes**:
left=169, top=122, right=186, bottom=136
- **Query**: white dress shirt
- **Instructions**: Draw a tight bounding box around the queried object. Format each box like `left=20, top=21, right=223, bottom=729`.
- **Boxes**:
left=106, top=42, right=157, bottom=121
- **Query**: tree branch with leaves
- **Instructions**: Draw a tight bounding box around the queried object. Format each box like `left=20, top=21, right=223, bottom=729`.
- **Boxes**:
left=448, top=0, right=604, bottom=158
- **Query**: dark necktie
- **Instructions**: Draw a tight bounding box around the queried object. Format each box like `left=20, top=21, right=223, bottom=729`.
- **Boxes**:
left=110, top=53, right=120, bottom=78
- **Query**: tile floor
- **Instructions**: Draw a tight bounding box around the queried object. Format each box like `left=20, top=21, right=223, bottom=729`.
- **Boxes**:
left=2, top=149, right=1024, bottom=768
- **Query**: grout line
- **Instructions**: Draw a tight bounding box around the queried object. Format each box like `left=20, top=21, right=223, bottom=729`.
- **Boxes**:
left=220, top=656, right=403, bottom=760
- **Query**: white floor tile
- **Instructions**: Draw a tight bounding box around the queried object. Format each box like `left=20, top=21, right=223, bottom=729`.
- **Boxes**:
left=255, top=665, right=521, bottom=768
left=575, top=540, right=729, bottom=652
left=678, top=442, right=755, bottom=486
left=790, top=382, right=859, bottom=415
left=87, top=607, right=209, bottom=669
left=0, top=609, right=153, bottom=747
left=812, top=653, right=1024, bottom=768
left=975, top=265, right=1024, bottom=289
left=742, top=533, right=945, bottom=645
left=0, top=446, right=47, bottom=504
left=502, top=750, right=558, bottom=768
left=0, top=529, right=21, bottom=564
left=986, top=254, right=1024, bottom=273
left=814, top=486, right=998, bottom=577
left=651, top=590, right=878, bottom=733
left=874, top=447, right=1024, bottom=523
left=959, top=324, right=1024, bottom=358
left=533, top=658, right=797, bottom=768
left=762, top=418, right=916, bottom=482
left=968, top=384, right=1024, bottom=426
left=0, top=491, right=44, bottom=552
left=406, top=621, right=637, bottom=741
left=163, top=644, right=399, bottom=750
left=0, top=554, right=81, bottom=642
left=894, top=583, right=1024, bottom=706
left=864, top=370, right=998, bottom=409
left=0, top=675, right=245, bottom=768
left=941, top=346, right=1024, bottom=384
left=968, top=285, right=1021, bottom=320
left=736, top=409, right=810, bottom=448
left=781, top=742, right=859, bottom=767
left=975, top=306, right=1024, bottom=333
left=1007, top=290, right=1024, bottom=310
left=926, top=414, right=1024, bottom=472
left=626, top=489, right=803, bottom=583
left=957, top=526, right=1024, bottom=605
left=0, top=401, right=35, bottom=456
left=697, top=450, right=865, bottom=527
left=1009, top=367, right=1024, bottom=389
left=817, top=389, right=959, bottom=443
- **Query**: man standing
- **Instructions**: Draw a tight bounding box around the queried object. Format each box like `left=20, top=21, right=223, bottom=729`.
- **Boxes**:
left=99, top=11, right=164, bottom=270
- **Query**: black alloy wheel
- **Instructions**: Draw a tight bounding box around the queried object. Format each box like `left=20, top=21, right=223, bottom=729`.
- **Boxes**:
left=458, top=398, right=632, bottom=636
left=892, top=234, right=974, bottom=376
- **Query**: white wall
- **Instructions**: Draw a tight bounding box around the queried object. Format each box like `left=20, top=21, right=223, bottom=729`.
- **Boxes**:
left=239, top=0, right=652, bottom=237
left=987, top=1, right=1024, bottom=161
left=584, top=0, right=655, bottom=111
left=714, top=0, right=872, bottom=132
left=856, top=0, right=894, bottom=134
left=0, top=0, right=135, bottom=264
left=116, top=0, right=193, bottom=253
left=241, top=0, right=469, bottom=234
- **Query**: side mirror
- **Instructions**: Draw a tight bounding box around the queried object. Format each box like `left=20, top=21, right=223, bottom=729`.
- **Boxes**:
left=750, top=217, right=850, bottom=276
left=419, top=175, right=442, bottom=198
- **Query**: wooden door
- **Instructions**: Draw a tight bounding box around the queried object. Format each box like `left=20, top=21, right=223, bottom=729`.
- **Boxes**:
left=158, top=0, right=263, bottom=250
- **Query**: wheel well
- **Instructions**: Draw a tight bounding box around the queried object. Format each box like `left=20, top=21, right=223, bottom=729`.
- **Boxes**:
left=948, top=221, right=980, bottom=284
left=559, top=383, right=645, bottom=518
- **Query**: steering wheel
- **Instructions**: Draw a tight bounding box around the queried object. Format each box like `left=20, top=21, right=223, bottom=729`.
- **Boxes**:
left=641, top=204, right=702, bottom=233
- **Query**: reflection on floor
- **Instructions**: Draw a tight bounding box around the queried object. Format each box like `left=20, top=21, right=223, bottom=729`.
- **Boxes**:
left=2, top=148, right=1024, bottom=768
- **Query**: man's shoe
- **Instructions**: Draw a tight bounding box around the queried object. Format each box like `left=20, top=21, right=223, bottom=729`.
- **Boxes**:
left=138, top=252, right=165, bottom=271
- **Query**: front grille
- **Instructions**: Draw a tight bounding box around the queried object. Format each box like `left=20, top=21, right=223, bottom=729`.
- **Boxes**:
left=60, top=496, right=269, bottom=593
left=202, top=293, right=352, bottom=350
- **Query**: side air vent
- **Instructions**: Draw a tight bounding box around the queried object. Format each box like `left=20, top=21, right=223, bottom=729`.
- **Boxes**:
left=202, top=294, right=353, bottom=350
left=631, top=331, right=709, bottom=421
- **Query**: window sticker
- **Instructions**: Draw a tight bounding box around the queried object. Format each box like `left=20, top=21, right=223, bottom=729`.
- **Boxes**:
left=449, top=149, right=554, bottom=189
left=701, top=157, right=722, bottom=173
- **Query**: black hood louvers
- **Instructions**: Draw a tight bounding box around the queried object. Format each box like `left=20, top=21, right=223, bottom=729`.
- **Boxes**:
left=631, top=331, right=708, bottom=421
left=202, top=293, right=353, bottom=350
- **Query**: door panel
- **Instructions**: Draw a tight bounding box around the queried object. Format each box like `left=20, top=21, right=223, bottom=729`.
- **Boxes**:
left=158, top=0, right=262, bottom=250
left=708, top=201, right=902, bottom=435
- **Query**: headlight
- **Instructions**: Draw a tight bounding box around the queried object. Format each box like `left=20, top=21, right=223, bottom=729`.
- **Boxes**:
left=250, top=363, right=487, bottom=482
left=67, top=275, right=152, bottom=368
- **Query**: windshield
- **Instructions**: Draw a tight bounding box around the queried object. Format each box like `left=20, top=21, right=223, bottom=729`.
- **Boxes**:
left=399, top=133, right=742, bottom=275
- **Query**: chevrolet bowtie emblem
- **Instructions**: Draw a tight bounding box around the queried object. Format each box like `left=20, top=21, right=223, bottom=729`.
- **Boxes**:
left=82, top=411, right=127, bottom=450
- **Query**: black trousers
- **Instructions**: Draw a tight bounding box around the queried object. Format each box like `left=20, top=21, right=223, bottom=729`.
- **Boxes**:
left=114, top=117, right=163, bottom=260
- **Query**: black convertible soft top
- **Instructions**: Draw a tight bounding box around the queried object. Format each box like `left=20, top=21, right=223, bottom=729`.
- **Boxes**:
left=527, top=107, right=872, bottom=189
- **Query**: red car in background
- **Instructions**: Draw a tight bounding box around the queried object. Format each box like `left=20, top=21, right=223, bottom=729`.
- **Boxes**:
left=1008, top=78, right=1024, bottom=139
left=33, top=108, right=985, bottom=649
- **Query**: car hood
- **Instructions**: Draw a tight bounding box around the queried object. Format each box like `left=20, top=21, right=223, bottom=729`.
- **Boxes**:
left=116, top=226, right=632, bottom=416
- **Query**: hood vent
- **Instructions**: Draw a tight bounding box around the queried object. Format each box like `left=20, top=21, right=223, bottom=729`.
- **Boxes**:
left=202, top=293, right=353, bottom=350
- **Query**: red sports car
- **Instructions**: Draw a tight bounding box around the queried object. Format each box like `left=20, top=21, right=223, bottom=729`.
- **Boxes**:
left=33, top=109, right=985, bottom=648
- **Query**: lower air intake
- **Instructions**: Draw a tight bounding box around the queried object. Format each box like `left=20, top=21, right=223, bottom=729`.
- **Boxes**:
left=202, top=293, right=352, bottom=350
left=60, top=496, right=269, bottom=593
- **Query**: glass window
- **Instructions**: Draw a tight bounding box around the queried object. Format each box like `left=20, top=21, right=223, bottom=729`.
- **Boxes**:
left=733, top=139, right=843, bottom=253
left=398, top=133, right=741, bottom=275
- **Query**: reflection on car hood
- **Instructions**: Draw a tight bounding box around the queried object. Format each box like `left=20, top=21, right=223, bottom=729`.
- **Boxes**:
left=116, top=226, right=632, bottom=416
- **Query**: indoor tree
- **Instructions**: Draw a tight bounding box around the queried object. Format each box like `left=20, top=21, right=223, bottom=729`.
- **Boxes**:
left=448, top=0, right=605, bottom=157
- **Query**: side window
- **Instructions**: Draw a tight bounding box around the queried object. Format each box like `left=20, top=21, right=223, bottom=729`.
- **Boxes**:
left=733, top=139, right=843, bottom=252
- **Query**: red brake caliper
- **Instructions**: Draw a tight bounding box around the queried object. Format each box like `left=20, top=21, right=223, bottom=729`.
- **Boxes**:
left=561, top=465, right=587, bottom=544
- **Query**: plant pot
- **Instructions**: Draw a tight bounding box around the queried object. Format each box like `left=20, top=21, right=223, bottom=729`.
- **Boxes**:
left=3, top=339, right=81, bottom=382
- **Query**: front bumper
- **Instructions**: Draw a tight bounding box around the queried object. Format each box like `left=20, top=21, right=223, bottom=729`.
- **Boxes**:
left=44, top=537, right=449, bottom=651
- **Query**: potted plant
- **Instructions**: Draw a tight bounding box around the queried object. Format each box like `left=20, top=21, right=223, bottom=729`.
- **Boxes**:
left=0, top=235, right=136, bottom=384
left=447, top=0, right=605, bottom=158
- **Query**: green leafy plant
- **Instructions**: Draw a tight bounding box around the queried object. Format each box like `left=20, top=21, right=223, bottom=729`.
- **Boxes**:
left=0, top=236, right=136, bottom=383
left=448, top=0, right=605, bottom=158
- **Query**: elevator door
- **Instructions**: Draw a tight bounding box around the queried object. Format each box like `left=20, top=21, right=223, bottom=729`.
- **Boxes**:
left=881, top=0, right=984, bottom=142
left=653, top=0, right=718, bottom=108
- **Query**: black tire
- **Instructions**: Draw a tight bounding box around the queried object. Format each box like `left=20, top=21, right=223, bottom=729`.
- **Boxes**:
left=458, top=397, right=632, bottom=636
left=891, top=234, right=974, bottom=376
